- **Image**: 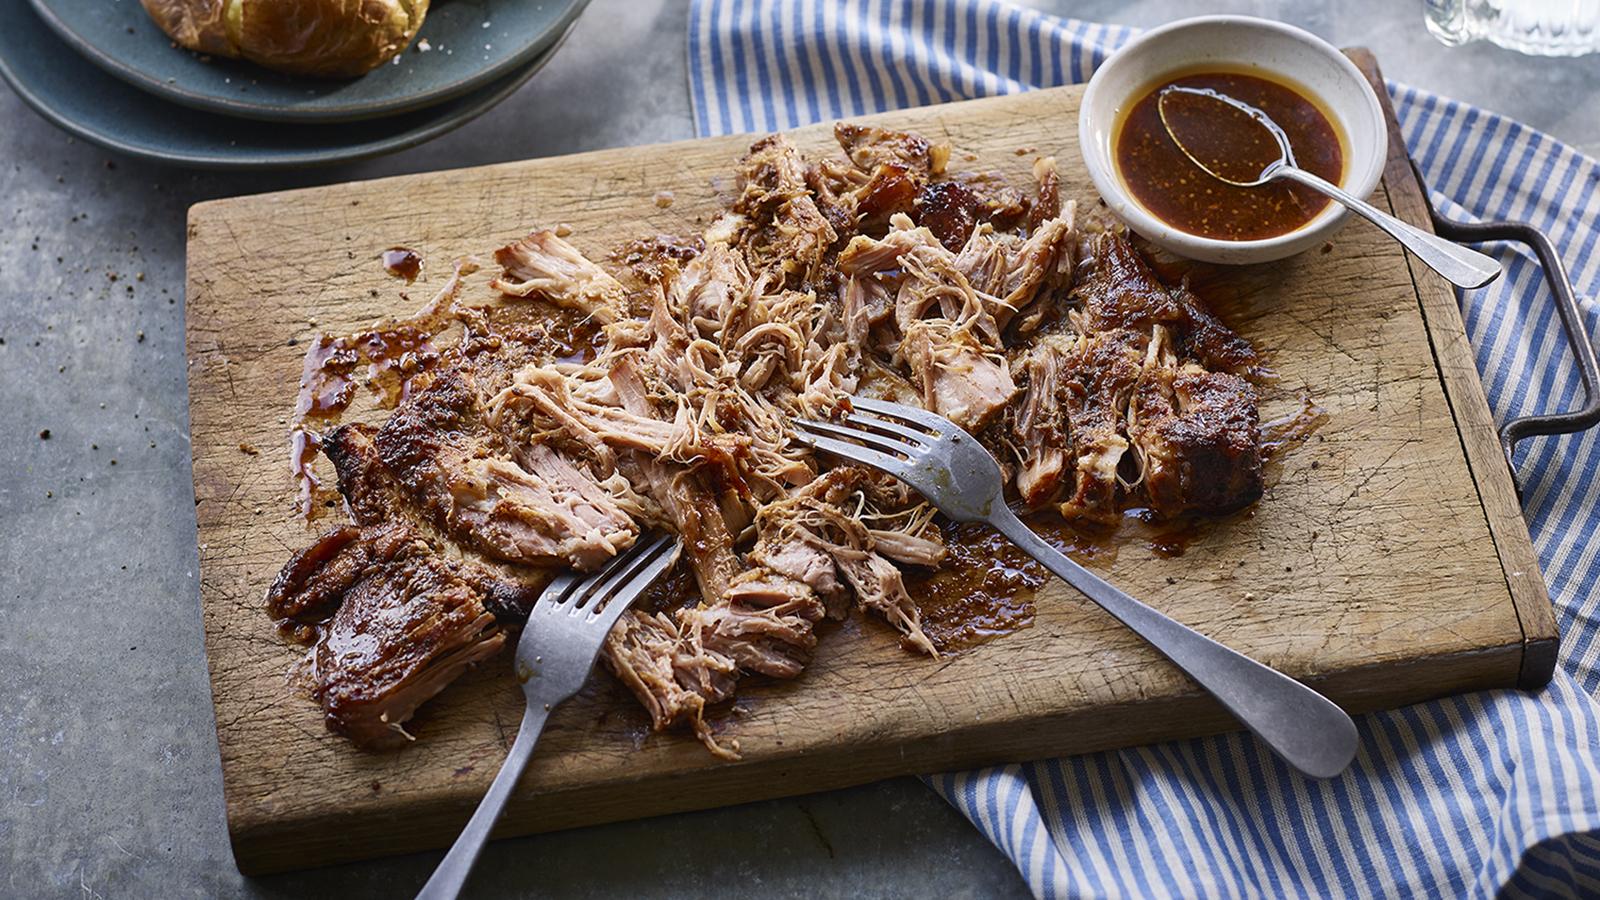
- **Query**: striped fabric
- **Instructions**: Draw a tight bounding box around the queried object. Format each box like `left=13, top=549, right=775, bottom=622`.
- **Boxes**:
left=688, top=2, right=1600, bottom=897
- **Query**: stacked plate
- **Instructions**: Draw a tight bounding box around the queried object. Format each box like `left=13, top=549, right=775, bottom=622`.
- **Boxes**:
left=0, top=0, right=588, bottom=169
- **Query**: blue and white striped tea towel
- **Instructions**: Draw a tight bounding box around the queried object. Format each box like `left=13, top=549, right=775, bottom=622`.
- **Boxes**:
left=688, top=2, right=1600, bottom=897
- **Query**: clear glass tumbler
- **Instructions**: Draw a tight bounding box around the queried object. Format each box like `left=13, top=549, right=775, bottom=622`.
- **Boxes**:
left=1425, top=0, right=1600, bottom=56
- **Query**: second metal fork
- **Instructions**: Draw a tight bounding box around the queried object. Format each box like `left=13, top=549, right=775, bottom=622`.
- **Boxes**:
left=795, top=396, right=1358, bottom=779
left=417, top=532, right=681, bottom=900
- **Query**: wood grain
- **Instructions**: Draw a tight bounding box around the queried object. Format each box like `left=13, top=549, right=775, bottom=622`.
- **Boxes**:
left=184, top=53, right=1554, bottom=874
left=1347, top=48, right=1559, bottom=689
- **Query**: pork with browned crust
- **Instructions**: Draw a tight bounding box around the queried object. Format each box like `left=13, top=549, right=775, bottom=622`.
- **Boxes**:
left=268, top=120, right=1270, bottom=760
left=268, top=523, right=506, bottom=748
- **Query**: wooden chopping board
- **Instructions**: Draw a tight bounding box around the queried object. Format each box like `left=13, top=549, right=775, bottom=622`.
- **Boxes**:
left=184, top=51, right=1556, bottom=875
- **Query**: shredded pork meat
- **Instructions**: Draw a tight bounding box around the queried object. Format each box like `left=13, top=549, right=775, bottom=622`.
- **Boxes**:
left=269, top=122, right=1267, bottom=756
left=492, top=230, right=628, bottom=323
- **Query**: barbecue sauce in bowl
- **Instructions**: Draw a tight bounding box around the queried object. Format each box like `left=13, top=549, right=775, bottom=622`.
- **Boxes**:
left=1115, top=69, right=1344, bottom=241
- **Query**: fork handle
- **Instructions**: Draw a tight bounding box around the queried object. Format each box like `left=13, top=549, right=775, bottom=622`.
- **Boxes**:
left=988, top=508, right=1358, bottom=778
left=417, top=704, right=551, bottom=900
left=1273, top=166, right=1500, bottom=290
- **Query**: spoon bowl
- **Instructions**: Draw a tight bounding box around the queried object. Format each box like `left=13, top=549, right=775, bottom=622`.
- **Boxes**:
left=1157, top=85, right=1295, bottom=187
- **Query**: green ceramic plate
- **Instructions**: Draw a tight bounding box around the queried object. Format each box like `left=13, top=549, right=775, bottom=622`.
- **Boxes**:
left=0, top=0, right=573, bottom=169
left=27, top=0, right=586, bottom=123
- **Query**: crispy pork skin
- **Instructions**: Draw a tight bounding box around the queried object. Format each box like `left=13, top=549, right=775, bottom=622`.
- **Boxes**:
left=1027, top=156, right=1063, bottom=233
left=852, top=163, right=923, bottom=232
left=1171, top=284, right=1262, bottom=374
left=943, top=170, right=1029, bottom=228
left=322, top=425, right=408, bottom=525
left=1074, top=232, right=1189, bottom=331
left=271, top=425, right=560, bottom=745
left=832, top=123, right=949, bottom=231
left=266, top=525, right=367, bottom=623
left=917, top=181, right=983, bottom=251
left=1075, top=232, right=1258, bottom=372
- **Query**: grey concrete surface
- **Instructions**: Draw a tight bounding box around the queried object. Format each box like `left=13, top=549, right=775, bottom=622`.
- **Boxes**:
left=0, top=1, right=1594, bottom=898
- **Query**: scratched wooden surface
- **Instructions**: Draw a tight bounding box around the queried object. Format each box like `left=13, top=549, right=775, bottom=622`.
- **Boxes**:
left=184, top=55, right=1554, bottom=874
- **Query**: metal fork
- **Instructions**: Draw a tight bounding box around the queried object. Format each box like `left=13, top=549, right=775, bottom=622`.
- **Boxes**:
left=417, top=533, right=682, bottom=900
left=793, top=396, right=1358, bottom=779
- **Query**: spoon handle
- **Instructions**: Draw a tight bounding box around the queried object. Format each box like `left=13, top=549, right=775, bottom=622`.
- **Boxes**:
left=989, top=507, right=1358, bottom=779
left=1275, top=166, right=1501, bottom=289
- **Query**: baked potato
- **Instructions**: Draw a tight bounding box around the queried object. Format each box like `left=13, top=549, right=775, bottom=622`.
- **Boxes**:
left=140, top=0, right=431, bottom=79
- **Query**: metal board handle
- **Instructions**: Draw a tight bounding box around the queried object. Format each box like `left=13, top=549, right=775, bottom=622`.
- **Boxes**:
left=1408, top=158, right=1600, bottom=484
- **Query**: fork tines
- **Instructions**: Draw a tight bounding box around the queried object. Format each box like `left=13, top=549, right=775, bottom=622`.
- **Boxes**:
left=848, top=395, right=951, bottom=432
left=792, top=397, right=945, bottom=474
left=536, top=532, right=679, bottom=621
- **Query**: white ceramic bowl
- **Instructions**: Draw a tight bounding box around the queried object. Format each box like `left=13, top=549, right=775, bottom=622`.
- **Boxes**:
left=1078, top=16, right=1388, bottom=264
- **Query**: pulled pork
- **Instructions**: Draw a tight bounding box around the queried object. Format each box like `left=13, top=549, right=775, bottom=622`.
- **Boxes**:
left=269, top=123, right=1265, bottom=757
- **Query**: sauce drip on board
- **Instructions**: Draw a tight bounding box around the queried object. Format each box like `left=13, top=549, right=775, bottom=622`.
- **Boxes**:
left=381, top=247, right=423, bottom=283
left=286, top=261, right=606, bottom=520
left=907, top=522, right=1044, bottom=651
left=289, top=323, right=444, bottom=517
left=1262, top=394, right=1330, bottom=458
left=1116, top=70, right=1344, bottom=241
left=907, top=510, right=1208, bottom=652
left=1260, top=394, right=1331, bottom=489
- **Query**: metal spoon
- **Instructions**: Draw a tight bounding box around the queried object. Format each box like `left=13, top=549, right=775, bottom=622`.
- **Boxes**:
left=1157, top=85, right=1501, bottom=289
